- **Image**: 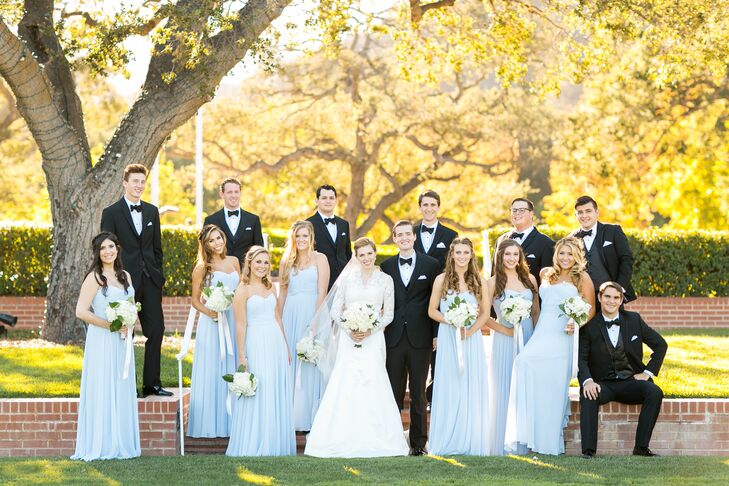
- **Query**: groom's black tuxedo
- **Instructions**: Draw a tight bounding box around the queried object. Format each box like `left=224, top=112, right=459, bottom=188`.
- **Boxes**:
left=101, top=198, right=165, bottom=389
left=381, top=252, right=440, bottom=450
left=570, top=222, right=636, bottom=302
left=578, top=310, right=667, bottom=455
left=495, top=227, right=554, bottom=285
left=203, top=208, right=263, bottom=263
left=307, top=213, right=352, bottom=289
left=413, top=221, right=457, bottom=271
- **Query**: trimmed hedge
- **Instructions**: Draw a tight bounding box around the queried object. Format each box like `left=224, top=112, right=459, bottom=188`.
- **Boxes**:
left=0, top=224, right=727, bottom=297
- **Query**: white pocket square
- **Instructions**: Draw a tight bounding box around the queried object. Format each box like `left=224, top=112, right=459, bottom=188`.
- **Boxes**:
left=631, top=335, right=638, bottom=342
left=436, top=242, right=446, bottom=249
left=146, top=221, right=153, bottom=227
left=341, top=232, right=346, bottom=236
left=418, top=275, right=427, bottom=280
left=526, top=254, right=536, bottom=259
left=245, top=226, right=252, bottom=230
left=603, top=241, right=613, bottom=247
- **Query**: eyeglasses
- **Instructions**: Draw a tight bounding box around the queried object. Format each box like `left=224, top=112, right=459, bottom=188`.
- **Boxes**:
left=511, top=208, right=532, bottom=215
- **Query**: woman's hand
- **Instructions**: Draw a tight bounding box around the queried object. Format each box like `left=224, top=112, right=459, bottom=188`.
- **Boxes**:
left=565, top=321, right=576, bottom=335
left=118, top=324, right=129, bottom=336
left=207, top=309, right=218, bottom=320
left=239, top=356, right=248, bottom=370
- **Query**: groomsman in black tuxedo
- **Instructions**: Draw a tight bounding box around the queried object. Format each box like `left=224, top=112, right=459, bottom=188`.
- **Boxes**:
left=203, top=177, right=263, bottom=263
left=579, top=282, right=667, bottom=458
left=101, top=164, right=170, bottom=397
left=381, top=220, right=440, bottom=456
left=413, top=190, right=458, bottom=271
left=306, top=185, right=352, bottom=289
left=571, top=195, right=636, bottom=303
left=495, top=197, right=554, bottom=285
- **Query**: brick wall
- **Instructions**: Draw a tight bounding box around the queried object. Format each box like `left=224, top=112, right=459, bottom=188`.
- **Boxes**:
left=2, top=296, right=727, bottom=332
left=0, top=391, right=189, bottom=457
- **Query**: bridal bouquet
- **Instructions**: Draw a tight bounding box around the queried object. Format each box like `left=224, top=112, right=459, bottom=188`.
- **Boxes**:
left=223, top=365, right=258, bottom=398
left=339, top=303, right=380, bottom=348
left=500, top=296, right=532, bottom=326
left=203, top=281, right=235, bottom=319
left=443, top=296, right=478, bottom=328
left=296, top=335, right=323, bottom=364
left=106, top=297, right=141, bottom=332
left=559, top=295, right=592, bottom=327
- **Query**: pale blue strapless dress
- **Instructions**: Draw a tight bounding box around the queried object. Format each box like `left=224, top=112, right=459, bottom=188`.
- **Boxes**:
left=72, top=286, right=141, bottom=461
left=429, top=292, right=490, bottom=456
left=226, top=294, right=296, bottom=456
left=489, top=288, right=534, bottom=455
left=505, top=282, right=576, bottom=455
left=282, top=266, right=324, bottom=431
left=187, top=271, right=239, bottom=438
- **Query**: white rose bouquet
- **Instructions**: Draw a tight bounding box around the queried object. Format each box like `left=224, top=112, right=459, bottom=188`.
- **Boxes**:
left=443, top=295, right=478, bottom=328
left=339, top=303, right=380, bottom=348
left=203, top=281, right=235, bottom=318
left=500, top=295, right=532, bottom=326
left=559, top=295, right=592, bottom=327
left=223, top=365, right=258, bottom=398
left=106, top=297, right=141, bottom=332
left=296, top=335, right=323, bottom=364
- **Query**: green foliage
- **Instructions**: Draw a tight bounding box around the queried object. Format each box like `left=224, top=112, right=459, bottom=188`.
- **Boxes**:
left=0, top=224, right=52, bottom=295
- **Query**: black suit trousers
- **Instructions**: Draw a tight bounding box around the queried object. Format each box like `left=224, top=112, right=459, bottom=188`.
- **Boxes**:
left=580, top=378, right=663, bottom=453
left=385, top=335, right=431, bottom=449
left=135, top=273, right=165, bottom=388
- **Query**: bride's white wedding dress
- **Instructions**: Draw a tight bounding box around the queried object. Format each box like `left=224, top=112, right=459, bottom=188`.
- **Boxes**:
left=304, top=268, right=409, bottom=457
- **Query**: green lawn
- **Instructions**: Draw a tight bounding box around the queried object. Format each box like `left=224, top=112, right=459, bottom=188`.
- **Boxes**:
left=0, top=328, right=727, bottom=398
left=0, top=455, right=727, bottom=485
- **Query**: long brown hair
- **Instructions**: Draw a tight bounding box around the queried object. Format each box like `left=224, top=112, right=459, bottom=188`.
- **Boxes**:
left=493, top=239, right=536, bottom=299
left=441, top=237, right=482, bottom=301
left=544, top=237, right=587, bottom=292
left=196, top=224, right=228, bottom=291
left=241, top=246, right=273, bottom=289
left=279, top=220, right=315, bottom=286
left=88, top=232, right=130, bottom=295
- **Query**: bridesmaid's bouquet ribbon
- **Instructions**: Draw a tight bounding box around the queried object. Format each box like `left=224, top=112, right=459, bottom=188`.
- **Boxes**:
left=203, top=282, right=235, bottom=361
left=106, top=298, right=141, bottom=381
left=501, top=295, right=532, bottom=358
left=338, top=303, right=380, bottom=348
left=559, top=295, right=592, bottom=379
left=443, top=296, right=478, bottom=373
left=223, top=365, right=258, bottom=415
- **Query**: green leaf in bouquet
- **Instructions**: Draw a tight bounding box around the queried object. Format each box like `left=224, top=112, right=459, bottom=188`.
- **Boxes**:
left=222, top=373, right=233, bottom=383
left=109, top=318, right=122, bottom=332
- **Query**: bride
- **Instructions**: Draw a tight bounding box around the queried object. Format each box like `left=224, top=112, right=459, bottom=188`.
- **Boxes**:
left=304, top=237, right=409, bottom=457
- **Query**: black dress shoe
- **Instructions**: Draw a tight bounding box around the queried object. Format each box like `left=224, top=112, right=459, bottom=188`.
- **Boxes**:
left=632, top=446, right=659, bottom=457
left=142, top=385, right=173, bottom=397
left=409, top=447, right=427, bottom=456
left=581, top=450, right=595, bottom=459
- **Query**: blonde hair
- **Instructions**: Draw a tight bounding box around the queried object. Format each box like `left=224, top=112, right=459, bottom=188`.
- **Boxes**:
left=279, top=221, right=315, bottom=286
left=441, top=237, right=482, bottom=301
left=241, top=246, right=273, bottom=289
left=544, top=236, right=587, bottom=292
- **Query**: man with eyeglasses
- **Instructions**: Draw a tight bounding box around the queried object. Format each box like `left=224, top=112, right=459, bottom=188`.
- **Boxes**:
left=494, top=197, right=555, bottom=285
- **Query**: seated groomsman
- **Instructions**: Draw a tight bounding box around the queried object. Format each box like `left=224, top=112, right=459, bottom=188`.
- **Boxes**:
left=495, top=197, right=554, bottom=285
left=204, top=177, right=263, bottom=263
left=413, top=190, right=457, bottom=272
left=571, top=195, right=636, bottom=303
left=578, top=282, right=667, bottom=458
left=307, top=185, right=352, bottom=290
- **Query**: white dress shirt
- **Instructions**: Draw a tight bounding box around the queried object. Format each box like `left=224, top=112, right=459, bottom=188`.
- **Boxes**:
left=124, top=196, right=143, bottom=235
left=319, top=211, right=337, bottom=243
left=225, top=206, right=241, bottom=235
left=398, top=252, right=416, bottom=287
left=420, top=221, right=438, bottom=253
left=603, top=314, right=621, bottom=347
left=581, top=223, right=598, bottom=251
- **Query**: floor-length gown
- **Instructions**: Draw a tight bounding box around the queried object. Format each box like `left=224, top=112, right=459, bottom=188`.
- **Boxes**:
left=72, top=286, right=140, bottom=461
left=489, top=288, right=534, bottom=455
left=505, top=281, right=576, bottom=455
left=304, top=269, right=409, bottom=458
left=187, top=271, right=239, bottom=438
left=226, top=294, right=296, bottom=456
left=429, top=291, right=490, bottom=456
left=282, top=266, right=324, bottom=431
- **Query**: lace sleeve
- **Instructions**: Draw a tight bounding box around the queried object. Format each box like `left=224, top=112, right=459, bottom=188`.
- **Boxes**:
left=380, top=273, right=395, bottom=327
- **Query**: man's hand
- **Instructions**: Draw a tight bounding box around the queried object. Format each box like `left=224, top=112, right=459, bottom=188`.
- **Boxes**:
left=432, top=338, right=437, bottom=351
left=583, top=379, right=601, bottom=400
left=633, top=372, right=651, bottom=381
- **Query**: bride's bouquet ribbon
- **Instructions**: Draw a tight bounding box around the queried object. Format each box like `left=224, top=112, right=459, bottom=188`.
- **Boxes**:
left=122, top=327, right=134, bottom=380
left=216, top=311, right=234, bottom=361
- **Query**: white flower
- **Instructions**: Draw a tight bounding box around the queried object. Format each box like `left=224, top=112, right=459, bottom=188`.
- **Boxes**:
left=228, top=370, right=257, bottom=397
left=203, top=281, right=234, bottom=313
left=296, top=335, right=323, bottom=364
left=339, top=303, right=380, bottom=333
left=559, top=296, right=592, bottom=326
left=106, top=298, right=141, bottom=332
left=501, top=296, right=532, bottom=326
left=444, top=295, right=478, bottom=328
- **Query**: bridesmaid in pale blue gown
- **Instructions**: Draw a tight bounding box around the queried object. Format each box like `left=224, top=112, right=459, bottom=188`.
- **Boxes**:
left=484, top=239, right=540, bottom=455
left=187, top=225, right=240, bottom=438
left=72, top=232, right=140, bottom=461
left=505, top=237, right=595, bottom=455
left=278, top=221, right=329, bottom=431
left=227, top=246, right=296, bottom=456
left=427, top=238, right=513, bottom=456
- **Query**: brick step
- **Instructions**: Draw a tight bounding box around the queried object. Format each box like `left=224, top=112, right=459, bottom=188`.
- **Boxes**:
left=183, top=432, right=308, bottom=455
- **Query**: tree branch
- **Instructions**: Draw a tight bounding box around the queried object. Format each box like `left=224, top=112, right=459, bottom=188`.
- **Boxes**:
left=410, top=1, right=457, bottom=24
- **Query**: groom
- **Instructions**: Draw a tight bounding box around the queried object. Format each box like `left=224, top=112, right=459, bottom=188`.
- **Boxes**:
left=381, top=220, right=440, bottom=456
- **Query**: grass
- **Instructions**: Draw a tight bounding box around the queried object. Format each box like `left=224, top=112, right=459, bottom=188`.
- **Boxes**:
left=0, top=455, right=727, bottom=485
left=0, top=328, right=727, bottom=398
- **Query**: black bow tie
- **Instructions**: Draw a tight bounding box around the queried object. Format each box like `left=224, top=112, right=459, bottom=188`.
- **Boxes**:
left=399, top=257, right=413, bottom=266
left=227, top=210, right=239, bottom=217
left=577, top=229, right=593, bottom=238
left=323, top=217, right=336, bottom=225
left=421, top=226, right=434, bottom=234
left=605, top=317, right=620, bottom=328
left=130, top=204, right=142, bottom=213
left=509, top=231, right=524, bottom=239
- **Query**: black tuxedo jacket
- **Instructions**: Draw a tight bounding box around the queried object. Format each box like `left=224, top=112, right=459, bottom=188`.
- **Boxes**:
left=570, top=222, right=636, bottom=302
left=381, top=253, right=440, bottom=349
left=204, top=208, right=263, bottom=263
left=578, top=310, right=667, bottom=385
left=100, top=198, right=164, bottom=290
left=306, top=213, right=352, bottom=289
left=413, top=221, right=458, bottom=271
left=495, top=227, right=554, bottom=284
